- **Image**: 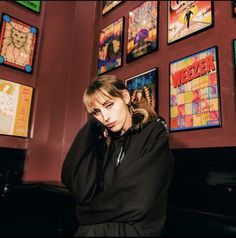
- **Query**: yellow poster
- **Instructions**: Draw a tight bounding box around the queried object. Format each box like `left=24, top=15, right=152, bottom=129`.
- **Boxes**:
left=0, top=79, right=33, bottom=137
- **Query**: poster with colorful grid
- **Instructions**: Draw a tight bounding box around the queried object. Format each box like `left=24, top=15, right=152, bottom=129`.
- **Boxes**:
left=169, top=46, right=221, bottom=131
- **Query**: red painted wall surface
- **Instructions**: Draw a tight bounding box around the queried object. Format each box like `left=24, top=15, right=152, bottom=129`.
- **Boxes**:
left=0, top=1, right=235, bottom=182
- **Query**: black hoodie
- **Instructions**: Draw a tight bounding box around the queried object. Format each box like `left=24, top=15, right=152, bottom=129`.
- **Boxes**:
left=61, top=116, right=174, bottom=237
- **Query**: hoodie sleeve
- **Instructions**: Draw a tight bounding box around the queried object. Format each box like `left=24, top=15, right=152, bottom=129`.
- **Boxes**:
left=76, top=120, right=174, bottom=224
left=61, top=116, right=106, bottom=204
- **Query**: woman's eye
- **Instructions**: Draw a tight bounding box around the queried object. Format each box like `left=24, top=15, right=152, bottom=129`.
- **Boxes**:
left=106, top=103, right=113, bottom=109
left=92, top=110, right=100, bottom=116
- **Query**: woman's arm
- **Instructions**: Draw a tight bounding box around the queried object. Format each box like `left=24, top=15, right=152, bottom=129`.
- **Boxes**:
left=61, top=116, right=106, bottom=204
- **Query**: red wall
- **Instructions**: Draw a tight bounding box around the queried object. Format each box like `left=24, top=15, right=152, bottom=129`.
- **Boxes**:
left=0, top=1, right=235, bottom=182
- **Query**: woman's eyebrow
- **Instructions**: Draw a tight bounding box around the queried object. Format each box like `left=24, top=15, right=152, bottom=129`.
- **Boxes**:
left=102, top=100, right=110, bottom=106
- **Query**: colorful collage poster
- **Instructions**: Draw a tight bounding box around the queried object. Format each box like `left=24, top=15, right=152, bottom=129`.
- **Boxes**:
left=97, top=17, right=124, bottom=75
left=169, top=47, right=221, bottom=131
left=125, top=68, right=158, bottom=112
left=126, top=1, right=158, bottom=63
left=0, top=79, right=33, bottom=137
left=0, top=14, right=37, bottom=73
left=102, top=1, right=122, bottom=15
left=168, top=1, right=213, bottom=44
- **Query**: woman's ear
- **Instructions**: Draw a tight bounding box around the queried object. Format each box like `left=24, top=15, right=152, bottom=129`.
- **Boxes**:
left=122, top=89, right=131, bottom=105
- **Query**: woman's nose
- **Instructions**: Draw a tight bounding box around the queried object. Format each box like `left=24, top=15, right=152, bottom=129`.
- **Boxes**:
left=102, top=111, right=110, bottom=122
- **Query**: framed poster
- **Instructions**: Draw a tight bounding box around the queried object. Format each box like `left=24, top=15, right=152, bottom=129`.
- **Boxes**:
left=169, top=46, right=221, bottom=132
left=0, top=79, right=33, bottom=137
left=233, top=0, right=236, bottom=17
left=233, top=39, right=236, bottom=65
left=102, top=1, right=122, bottom=15
left=233, top=39, right=236, bottom=108
left=14, top=1, right=41, bottom=13
left=0, top=14, right=38, bottom=73
left=125, top=68, right=158, bottom=112
left=97, top=17, right=124, bottom=75
left=168, top=1, right=213, bottom=44
left=126, top=1, right=159, bottom=63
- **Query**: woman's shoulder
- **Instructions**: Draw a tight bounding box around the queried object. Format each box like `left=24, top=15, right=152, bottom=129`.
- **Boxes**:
left=143, top=116, right=169, bottom=137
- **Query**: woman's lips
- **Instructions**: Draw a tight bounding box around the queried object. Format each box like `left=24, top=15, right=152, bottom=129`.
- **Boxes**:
left=107, top=122, right=116, bottom=128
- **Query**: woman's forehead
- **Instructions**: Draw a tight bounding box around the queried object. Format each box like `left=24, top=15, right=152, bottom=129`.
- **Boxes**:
left=91, top=93, right=113, bottom=108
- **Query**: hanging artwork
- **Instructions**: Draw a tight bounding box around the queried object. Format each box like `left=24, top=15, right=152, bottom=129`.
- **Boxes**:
left=0, top=78, right=33, bottom=137
left=97, top=17, right=124, bottom=75
left=126, top=1, right=159, bottom=63
left=125, top=68, right=158, bottom=112
left=0, top=14, right=38, bottom=73
left=14, top=1, right=41, bottom=13
left=233, top=39, right=236, bottom=107
left=168, top=1, right=213, bottom=44
left=102, top=1, right=122, bottom=15
left=233, top=39, right=236, bottom=65
left=233, top=0, right=236, bottom=17
left=169, top=46, right=221, bottom=131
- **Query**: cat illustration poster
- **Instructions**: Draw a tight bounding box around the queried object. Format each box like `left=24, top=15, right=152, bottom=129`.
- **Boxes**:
left=168, top=1, right=213, bottom=44
left=0, top=14, right=38, bottom=73
left=125, top=68, right=158, bottom=113
left=97, top=17, right=124, bottom=75
left=169, top=46, right=221, bottom=131
left=0, top=79, right=33, bottom=137
left=126, top=1, right=158, bottom=63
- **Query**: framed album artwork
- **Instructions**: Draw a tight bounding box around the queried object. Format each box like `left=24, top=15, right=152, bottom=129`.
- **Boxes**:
left=97, top=17, right=124, bottom=75
left=233, top=39, right=236, bottom=78
left=126, top=1, right=159, bottom=63
left=233, top=0, right=236, bottom=17
left=102, top=1, right=122, bottom=15
left=234, top=39, right=236, bottom=63
left=169, top=46, right=221, bottom=132
left=168, top=1, right=214, bottom=44
left=14, top=1, right=41, bottom=13
left=0, top=78, right=33, bottom=137
left=0, top=14, right=38, bottom=73
left=125, top=68, right=158, bottom=113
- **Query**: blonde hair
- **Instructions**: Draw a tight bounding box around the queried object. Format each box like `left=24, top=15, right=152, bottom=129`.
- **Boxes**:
left=83, top=75, right=157, bottom=127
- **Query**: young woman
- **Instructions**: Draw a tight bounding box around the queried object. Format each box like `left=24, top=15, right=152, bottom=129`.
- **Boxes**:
left=61, top=75, right=174, bottom=237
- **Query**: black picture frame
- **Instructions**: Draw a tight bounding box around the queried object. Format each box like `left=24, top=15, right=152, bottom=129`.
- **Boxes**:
left=169, top=46, right=222, bottom=132
left=126, top=1, right=159, bottom=63
left=233, top=0, right=236, bottom=17
left=167, top=1, right=214, bottom=45
left=97, top=16, right=124, bottom=75
left=102, top=1, right=122, bottom=16
left=125, top=67, right=158, bottom=113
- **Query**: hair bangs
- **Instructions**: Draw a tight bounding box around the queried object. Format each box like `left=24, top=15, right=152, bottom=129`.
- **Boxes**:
left=83, top=88, right=113, bottom=114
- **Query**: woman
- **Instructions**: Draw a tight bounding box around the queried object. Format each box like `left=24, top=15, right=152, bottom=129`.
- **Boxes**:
left=61, top=75, right=174, bottom=237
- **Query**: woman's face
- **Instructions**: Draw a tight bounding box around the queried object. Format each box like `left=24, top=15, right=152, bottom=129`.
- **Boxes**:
left=91, top=90, right=132, bottom=133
